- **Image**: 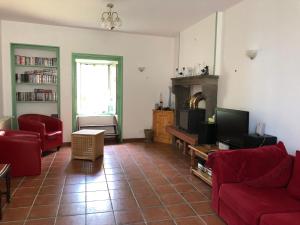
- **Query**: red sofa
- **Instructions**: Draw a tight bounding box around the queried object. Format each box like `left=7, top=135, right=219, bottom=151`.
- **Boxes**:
left=207, top=142, right=300, bottom=225
left=18, top=114, right=63, bottom=152
left=0, top=130, right=41, bottom=177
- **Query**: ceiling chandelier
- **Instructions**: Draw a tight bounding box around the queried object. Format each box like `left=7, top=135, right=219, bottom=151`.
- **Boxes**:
left=100, top=3, right=122, bottom=30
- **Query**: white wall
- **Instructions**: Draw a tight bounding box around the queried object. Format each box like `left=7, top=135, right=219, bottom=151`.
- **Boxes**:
left=219, top=0, right=300, bottom=153
left=0, top=20, right=175, bottom=141
left=179, top=13, right=216, bottom=74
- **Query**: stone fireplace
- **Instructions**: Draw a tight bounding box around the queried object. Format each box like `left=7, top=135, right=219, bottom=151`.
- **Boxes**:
left=171, top=75, right=219, bottom=127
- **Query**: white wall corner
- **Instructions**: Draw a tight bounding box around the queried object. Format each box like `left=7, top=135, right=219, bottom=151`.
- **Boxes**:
left=214, top=11, right=224, bottom=76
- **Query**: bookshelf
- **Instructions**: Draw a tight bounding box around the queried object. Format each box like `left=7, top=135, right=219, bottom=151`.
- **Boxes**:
left=11, top=43, right=60, bottom=128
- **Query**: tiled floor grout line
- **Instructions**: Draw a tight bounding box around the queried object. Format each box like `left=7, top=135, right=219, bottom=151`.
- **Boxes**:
left=160, top=172, right=209, bottom=225
left=22, top=150, right=58, bottom=225
left=123, top=145, right=179, bottom=225
left=1, top=176, right=26, bottom=211
left=1, top=143, right=223, bottom=225
left=173, top=165, right=212, bottom=224
left=102, top=152, right=118, bottom=225
left=131, top=144, right=210, bottom=225
left=53, top=156, right=68, bottom=225
left=84, top=160, right=88, bottom=225
left=114, top=145, right=149, bottom=225
left=151, top=146, right=211, bottom=225
left=142, top=144, right=215, bottom=223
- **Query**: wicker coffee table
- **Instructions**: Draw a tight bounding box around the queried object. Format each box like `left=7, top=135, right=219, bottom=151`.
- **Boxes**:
left=71, top=129, right=105, bottom=161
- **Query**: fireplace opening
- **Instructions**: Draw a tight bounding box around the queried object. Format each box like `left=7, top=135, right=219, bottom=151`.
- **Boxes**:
left=179, top=92, right=206, bottom=134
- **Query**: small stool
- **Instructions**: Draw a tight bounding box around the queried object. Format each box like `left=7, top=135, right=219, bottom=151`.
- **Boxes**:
left=0, top=164, right=11, bottom=220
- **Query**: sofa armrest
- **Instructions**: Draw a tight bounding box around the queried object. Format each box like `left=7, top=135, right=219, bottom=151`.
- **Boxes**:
left=0, top=129, right=40, bottom=139
left=0, top=136, right=41, bottom=176
left=206, top=142, right=288, bottom=214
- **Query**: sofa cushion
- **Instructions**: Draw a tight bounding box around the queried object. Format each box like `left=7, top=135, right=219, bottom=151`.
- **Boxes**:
left=219, top=183, right=300, bottom=225
left=287, top=151, right=300, bottom=199
left=244, top=155, right=293, bottom=188
left=260, top=212, right=300, bottom=225
left=238, top=142, right=288, bottom=182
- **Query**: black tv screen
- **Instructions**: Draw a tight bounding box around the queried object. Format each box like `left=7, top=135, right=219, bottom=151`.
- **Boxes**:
left=215, top=108, right=249, bottom=148
left=179, top=109, right=206, bottom=133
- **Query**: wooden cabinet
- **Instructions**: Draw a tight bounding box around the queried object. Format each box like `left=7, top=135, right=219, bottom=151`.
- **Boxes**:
left=153, top=110, right=174, bottom=144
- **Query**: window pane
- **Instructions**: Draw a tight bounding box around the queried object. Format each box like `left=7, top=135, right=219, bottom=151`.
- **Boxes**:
left=77, top=63, right=116, bottom=115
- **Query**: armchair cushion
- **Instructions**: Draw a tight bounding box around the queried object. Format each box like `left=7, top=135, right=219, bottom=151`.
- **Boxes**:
left=287, top=151, right=300, bottom=199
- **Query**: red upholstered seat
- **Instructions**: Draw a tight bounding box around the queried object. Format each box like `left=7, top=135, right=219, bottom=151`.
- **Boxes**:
left=260, top=212, right=300, bottom=225
left=207, top=142, right=300, bottom=225
left=18, top=114, right=63, bottom=152
left=220, top=183, right=300, bottom=225
left=0, top=130, right=41, bottom=177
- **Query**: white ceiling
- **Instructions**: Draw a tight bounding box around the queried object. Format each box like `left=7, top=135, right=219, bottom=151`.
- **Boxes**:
left=0, top=0, right=241, bottom=37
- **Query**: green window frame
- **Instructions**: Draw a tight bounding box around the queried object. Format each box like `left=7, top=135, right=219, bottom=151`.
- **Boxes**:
left=72, top=53, right=123, bottom=141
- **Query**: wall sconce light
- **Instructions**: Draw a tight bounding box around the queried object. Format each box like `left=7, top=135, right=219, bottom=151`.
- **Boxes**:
left=138, top=66, right=146, bottom=72
left=246, top=50, right=258, bottom=60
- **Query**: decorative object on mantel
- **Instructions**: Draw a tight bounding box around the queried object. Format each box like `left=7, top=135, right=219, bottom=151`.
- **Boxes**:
left=175, top=64, right=210, bottom=77
left=246, top=49, right=258, bottom=60
left=194, top=64, right=202, bottom=75
left=201, top=65, right=209, bottom=76
left=137, top=66, right=146, bottom=72
left=100, top=3, right=122, bottom=30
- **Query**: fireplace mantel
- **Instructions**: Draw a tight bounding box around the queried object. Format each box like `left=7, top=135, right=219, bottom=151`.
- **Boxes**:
left=171, top=75, right=219, bottom=88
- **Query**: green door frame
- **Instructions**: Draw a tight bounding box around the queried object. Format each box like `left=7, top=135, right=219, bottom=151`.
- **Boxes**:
left=72, top=53, right=123, bottom=141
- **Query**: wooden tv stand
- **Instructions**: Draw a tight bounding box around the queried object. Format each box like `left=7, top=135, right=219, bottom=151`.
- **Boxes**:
left=166, top=125, right=198, bottom=154
left=189, top=144, right=219, bottom=186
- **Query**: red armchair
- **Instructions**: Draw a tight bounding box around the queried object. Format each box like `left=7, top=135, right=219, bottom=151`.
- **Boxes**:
left=0, top=130, right=41, bottom=177
left=18, top=114, right=63, bottom=152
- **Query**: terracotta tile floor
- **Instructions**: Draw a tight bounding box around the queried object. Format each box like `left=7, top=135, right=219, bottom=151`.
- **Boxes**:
left=0, top=142, right=226, bottom=225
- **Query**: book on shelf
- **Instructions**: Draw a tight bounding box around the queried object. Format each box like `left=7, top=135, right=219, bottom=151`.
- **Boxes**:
left=15, top=68, right=57, bottom=84
left=15, top=55, right=57, bottom=67
left=16, top=89, right=57, bottom=102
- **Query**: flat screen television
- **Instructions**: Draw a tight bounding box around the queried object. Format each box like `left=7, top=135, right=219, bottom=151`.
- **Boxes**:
left=215, top=108, right=249, bottom=148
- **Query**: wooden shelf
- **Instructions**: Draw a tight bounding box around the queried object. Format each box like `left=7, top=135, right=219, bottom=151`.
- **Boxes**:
left=166, top=125, right=198, bottom=145
left=191, top=168, right=212, bottom=186
left=16, top=101, right=57, bottom=103
left=189, top=144, right=219, bottom=187
left=16, top=82, right=57, bottom=86
left=166, top=125, right=198, bottom=154
left=15, top=64, right=57, bottom=68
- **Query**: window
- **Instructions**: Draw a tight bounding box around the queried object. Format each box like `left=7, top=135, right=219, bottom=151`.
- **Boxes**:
left=76, top=59, right=117, bottom=115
